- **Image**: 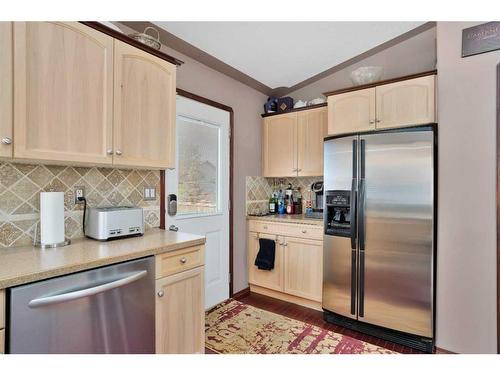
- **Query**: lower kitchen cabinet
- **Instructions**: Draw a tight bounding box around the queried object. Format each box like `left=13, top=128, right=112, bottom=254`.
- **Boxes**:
left=155, top=266, right=205, bottom=354
left=283, top=237, right=323, bottom=302
left=247, top=221, right=323, bottom=310
left=0, top=329, right=4, bottom=354
left=248, top=232, right=284, bottom=292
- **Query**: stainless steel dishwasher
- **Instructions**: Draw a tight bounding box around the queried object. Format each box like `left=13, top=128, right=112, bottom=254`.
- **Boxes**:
left=8, top=256, right=155, bottom=354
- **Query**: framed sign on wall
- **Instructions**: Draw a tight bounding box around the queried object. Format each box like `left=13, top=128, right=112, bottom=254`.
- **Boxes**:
left=462, top=22, right=500, bottom=57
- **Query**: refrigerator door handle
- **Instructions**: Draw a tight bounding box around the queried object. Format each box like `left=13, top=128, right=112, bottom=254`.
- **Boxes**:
left=350, top=249, right=357, bottom=315
left=359, top=140, right=366, bottom=251
left=359, top=250, right=365, bottom=317
left=350, top=139, right=357, bottom=250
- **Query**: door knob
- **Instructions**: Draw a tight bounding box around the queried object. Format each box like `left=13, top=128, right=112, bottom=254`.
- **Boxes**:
left=157, top=290, right=164, bottom=298
left=115, top=150, right=123, bottom=156
left=1, top=137, right=12, bottom=145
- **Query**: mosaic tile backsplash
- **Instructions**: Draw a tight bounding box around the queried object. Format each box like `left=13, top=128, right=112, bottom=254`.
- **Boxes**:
left=246, top=176, right=322, bottom=215
left=0, top=162, right=161, bottom=247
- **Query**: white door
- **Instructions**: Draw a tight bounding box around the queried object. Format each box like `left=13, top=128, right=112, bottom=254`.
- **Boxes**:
left=167, top=95, right=230, bottom=309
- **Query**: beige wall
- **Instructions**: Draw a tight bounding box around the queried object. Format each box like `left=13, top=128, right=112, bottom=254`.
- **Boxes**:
left=287, top=27, right=436, bottom=101
left=436, top=22, right=498, bottom=353
left=117, top=23, right=267, bottom=294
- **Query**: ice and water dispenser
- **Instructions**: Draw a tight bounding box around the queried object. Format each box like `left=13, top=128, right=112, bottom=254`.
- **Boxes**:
left=325, top=190, right=352, bottom=237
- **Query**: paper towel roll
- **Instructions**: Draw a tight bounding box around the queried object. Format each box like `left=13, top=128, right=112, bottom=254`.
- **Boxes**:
left=40, top=192, right=65, bottom=245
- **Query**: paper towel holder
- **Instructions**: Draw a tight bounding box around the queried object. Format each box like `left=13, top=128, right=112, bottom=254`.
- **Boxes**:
left=32, top=225, right=71, bottom=248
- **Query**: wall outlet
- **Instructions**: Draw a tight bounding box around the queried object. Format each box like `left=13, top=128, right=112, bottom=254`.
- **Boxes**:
left=144, top=186, right=156, bottom=201
left=74, top=186, right=85, bottom=204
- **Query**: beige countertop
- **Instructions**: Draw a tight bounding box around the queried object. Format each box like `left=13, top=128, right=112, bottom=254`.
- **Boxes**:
left=246, top=214, right=323, bottom=226
left=0, top=229, right=205, bottom=289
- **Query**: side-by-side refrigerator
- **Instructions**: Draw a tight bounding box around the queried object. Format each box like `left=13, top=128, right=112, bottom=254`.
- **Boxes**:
left=322, top=125, right=435, bottom=353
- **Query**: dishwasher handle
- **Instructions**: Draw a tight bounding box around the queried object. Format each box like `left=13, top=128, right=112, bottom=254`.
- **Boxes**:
left=28, top=270, right=148, bottom=308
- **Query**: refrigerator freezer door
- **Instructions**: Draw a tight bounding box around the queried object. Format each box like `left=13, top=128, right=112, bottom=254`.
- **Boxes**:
left=358, top=129, right=433, bottom=338
left=323, top=135, right=358, bottom=318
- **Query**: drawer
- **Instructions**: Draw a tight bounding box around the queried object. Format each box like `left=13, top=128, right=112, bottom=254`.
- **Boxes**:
left=0, top=329, right=4, bottom=354
left=248, top=220, right=323, bottom=240
left=0, top=290, right=4, bottom=329
left=155, top=245, right=205, bottom=279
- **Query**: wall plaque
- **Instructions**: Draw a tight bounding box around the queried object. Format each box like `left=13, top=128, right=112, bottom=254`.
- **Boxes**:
left=462, top=22, right=500, bottom=57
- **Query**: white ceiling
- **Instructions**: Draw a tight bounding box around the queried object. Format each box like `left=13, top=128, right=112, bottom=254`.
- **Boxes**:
left=153, top=22, right=425, bottom=88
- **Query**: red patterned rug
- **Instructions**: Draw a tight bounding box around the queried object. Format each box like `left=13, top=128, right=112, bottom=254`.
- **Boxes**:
left=205, top=299, right=396, bottom=354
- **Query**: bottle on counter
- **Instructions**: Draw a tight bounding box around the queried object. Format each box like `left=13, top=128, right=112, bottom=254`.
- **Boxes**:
left=277, top=190, right=286, bottom=214
left=269, top=192, right=277, bottom=214
left=286, top=185, right=294, bottom=214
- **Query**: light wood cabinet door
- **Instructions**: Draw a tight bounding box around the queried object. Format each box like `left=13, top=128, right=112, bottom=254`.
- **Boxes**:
left=327, top=88, right=375, bottom=135
left=13, top=22, right=114, bottom=165
left=262, top=113, right=297, bottom=177
left=375, top=75, right=435, bottom=129
left=297, top=107, right=327, bottom=176
left=114, top=40, right=176, bottom=169
left=156, top=267, right=204, bottom=354
left=0, top=22, right=12, bottom=159
left=283, top=237, right=323, bottom=302
left=248, top=231, right=284, bottom=291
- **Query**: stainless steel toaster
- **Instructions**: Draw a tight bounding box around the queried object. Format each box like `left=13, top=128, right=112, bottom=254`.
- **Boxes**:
left=85, top=206, right=144, bottom=240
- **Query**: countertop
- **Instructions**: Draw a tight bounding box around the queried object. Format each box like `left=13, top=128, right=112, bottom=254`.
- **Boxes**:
left=0, top=228, right=205, bottom=289
left=246, top=214, right=323, bottom=226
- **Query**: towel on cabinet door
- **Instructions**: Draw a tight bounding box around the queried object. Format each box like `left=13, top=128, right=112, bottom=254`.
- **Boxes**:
left=255, top=238, right=276, bottom=271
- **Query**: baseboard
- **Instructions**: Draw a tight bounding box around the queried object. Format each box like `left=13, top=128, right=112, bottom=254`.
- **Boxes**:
left=232, top=286, right=250, bottom=300
left=434, top=347, right=456, bottom=354
left=249, top=284, right=322, bottom=311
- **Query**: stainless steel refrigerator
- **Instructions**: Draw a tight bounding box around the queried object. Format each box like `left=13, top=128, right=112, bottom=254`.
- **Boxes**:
left=322, top=125, right=435, bottom=352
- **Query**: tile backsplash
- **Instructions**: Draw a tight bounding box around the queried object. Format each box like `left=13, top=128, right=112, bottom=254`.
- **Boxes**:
left=0, top=162, right=161, bottom=247
left=246, top=176, right=322, bottom=215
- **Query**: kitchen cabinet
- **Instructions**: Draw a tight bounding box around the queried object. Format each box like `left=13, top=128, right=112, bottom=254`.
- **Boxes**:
left=155, top=267, right=205, bottom=354
left=262, top=113, right=297, bottom=177
left=248, top=232, right=284, bottom=291
left=283, top=237, right=323, bottom=302
left=113, top=40, right=176, bottom=169
left=297, top=107, right=328, bottom=176
left=247, top=220, right=323, bottom=310
left=327, top=73, right=436, bottom=135
left=375, top=75, right=435, bottom=129
left=154, top=245, right=205, bottom=354
left=262, top=106, right=327, bottom=177
left=328, top=88, right=375, bottom=135
left=0, top=22, right=12, bottom=159
left=0, top=329, right=4, bottom=354
left=13, top=22, right=114, bottom=165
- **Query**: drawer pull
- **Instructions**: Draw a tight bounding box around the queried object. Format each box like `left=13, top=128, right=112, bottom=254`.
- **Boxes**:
left=180, top=257, right=187, bottom=264
left=302, top=229, right=307, bottom=233
left=263, top=225, right=268, bottom=229
left=157, top=290, right=164, bottom=298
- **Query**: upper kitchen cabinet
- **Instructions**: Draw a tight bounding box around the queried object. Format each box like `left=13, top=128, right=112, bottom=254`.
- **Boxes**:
left=262, top=105, right=327, bottom=178
left=13, top=22, right=114, bottom=165
left=375, top=75, right=435, bottom=129
left=113, top=40, right=176, bottom=169
left=0, top=22, right=12, bottom=159
left=327, top=88, right=375, bottom=136
left=326, top=71, right=436, bottom=135
left=262, top=112, right=297, bottom=177
left=297, top=107, right=327, bottom=176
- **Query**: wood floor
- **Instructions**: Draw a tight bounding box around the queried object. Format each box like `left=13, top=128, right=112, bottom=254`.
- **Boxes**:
left=205, top=291, right=425, bottom=354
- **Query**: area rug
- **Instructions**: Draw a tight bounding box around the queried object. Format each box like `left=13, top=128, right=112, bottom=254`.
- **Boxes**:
left=205, top=299, right=395, bottom=354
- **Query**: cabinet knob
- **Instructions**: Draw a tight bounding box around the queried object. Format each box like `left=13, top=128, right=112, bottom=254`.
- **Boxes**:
left=115, top=150, right=123, bottom=156
left=106, top=149, right=114, bottom=155
left=302, top=229, right=307, bottom=233
left=263, top=225, right=268, bottom=229
left=1, top=137, right=12, bottom=145
left=376, top=119, right=381, bottom=123
left=369, top=120, right=375, bottom=124
left=157, top=290, right=164, bottom=298
left=180, top=257, right=187, bottom=264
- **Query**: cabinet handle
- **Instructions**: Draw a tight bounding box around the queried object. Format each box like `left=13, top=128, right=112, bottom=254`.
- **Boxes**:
left=157, top=290, right=164, bottom=298
left=106, top=149, right=114, bottom=155
left=376, top=119, right=381, bottom=123
left=180, top=257, right=187, bottom=264
left=1, top=137, right=12, bottom=145
left=115, top=150, right=123, bottom=156
left=302, top=229, right=307, bottom=234
left=263, top=225, right=268, bottom=229
left=369, top=120, right=375, bottom=124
